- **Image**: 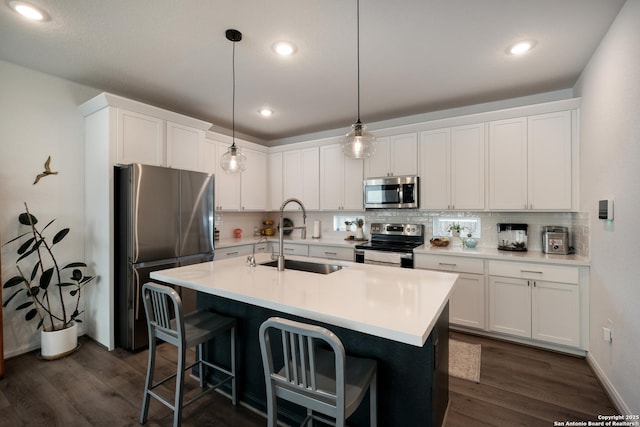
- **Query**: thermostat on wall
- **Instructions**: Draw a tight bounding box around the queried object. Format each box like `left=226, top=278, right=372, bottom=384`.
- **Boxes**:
left=599, top=199, right=614, bottom=220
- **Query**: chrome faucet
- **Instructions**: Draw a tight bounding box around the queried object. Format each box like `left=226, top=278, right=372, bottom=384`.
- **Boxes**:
left=278, top=198, right=307, bottom=271
left=247, top=236, right=269, bottom=267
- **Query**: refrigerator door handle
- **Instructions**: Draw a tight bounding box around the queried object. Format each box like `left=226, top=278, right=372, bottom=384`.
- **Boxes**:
left=134, top=268, right=141, bottom=321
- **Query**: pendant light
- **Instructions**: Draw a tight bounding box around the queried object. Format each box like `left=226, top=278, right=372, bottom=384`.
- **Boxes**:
left=220, top=29, right=247, bottom=173
left=342, top=0, right=375, bottom=159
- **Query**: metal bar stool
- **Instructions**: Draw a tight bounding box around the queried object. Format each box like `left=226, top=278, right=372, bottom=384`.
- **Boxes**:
left=140, top=282, right=237, bottom=427
left=259, top=317, right=377, bottom=427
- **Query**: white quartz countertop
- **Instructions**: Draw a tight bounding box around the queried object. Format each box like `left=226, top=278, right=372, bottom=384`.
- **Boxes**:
left=150, top=253, right=457, bottom=347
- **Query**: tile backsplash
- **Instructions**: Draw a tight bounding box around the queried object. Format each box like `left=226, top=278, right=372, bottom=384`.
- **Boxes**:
left=217, top=210, right=590, bottom=257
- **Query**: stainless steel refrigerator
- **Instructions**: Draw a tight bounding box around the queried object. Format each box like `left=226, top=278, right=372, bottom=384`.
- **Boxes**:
left=115, top=163, right=214, bottom=351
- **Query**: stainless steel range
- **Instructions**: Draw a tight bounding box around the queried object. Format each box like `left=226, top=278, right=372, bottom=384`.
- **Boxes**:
left=355, top=223, right=424, bottom=268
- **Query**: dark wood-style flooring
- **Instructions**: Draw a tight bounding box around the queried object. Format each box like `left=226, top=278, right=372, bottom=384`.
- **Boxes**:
left=0, top=331, right=616, bottom=426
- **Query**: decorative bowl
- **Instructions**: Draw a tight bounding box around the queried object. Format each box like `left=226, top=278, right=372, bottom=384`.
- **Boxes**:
left=429, top=237, right=450, bottom=247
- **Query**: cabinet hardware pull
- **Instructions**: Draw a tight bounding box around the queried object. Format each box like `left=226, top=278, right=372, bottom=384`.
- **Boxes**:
left=438, top=262, right=457, bottom=267
left=226, top=251, right=238, bottom=256
left=324, top=251, right=337, bottom=255
left=284, top=248, right=294, bottom=251
left=521, top=270, right=543, bottom=274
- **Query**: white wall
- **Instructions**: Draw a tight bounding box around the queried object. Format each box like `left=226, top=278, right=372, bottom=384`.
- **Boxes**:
left=574, top=0, right=640, bottom=414
left=0, top=60, right=99, bottom=357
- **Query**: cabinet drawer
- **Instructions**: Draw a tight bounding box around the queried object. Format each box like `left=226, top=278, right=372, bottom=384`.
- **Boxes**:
left=488, top=260, right=578, bottom=284
left=309, top=245, right=354, bottom=261
left=273, top=243, right=309, bottom=257
left=415, top=254, right=484, bottom=274
left=215, top=244, right=253, bottom=260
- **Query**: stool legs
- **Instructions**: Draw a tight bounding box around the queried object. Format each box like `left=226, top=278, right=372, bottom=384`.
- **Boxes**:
left=140, top=337, right=156, bottom=424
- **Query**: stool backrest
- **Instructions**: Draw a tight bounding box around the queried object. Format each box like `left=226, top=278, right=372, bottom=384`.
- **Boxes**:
left=259, top=317, right=346, bottom=419
left=142, top=282, right=185, bottom=346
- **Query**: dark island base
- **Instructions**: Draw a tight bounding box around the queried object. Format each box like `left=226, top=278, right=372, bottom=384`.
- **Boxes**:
left=198, top=293, right=449, bottom=427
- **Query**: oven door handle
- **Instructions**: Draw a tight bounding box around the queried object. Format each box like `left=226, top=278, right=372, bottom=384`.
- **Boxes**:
left=364, top=259, right=401, bottom=267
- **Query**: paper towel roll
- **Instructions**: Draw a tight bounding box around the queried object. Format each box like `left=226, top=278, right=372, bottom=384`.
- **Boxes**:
left=312, top=220, right=321, bottom=238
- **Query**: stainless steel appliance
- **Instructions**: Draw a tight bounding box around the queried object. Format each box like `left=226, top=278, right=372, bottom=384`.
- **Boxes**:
left=354, top=223, right=424, bottom=268
left=115, top=164, right=214, bottom=351
left=542, top=226, right=573, bottom=254
left=497, top=223, right=528, bottom=251
left=363, top=176, right=419, bottom=209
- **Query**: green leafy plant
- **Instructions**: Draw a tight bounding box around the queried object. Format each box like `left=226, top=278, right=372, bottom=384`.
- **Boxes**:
left=446, top=223, right=464, bottom=233
left=355, top=218, right=364, bottom=228
left=2, top=203, right=95, bottom=331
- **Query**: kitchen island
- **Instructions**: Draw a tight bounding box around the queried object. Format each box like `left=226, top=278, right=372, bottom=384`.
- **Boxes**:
left=151, top=253, right=457, bottom=426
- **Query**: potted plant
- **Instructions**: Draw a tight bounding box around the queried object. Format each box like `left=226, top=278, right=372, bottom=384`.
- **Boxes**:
left=446, top=223, right=464, bottom=237
left=2, top=203, right=95, bottom=359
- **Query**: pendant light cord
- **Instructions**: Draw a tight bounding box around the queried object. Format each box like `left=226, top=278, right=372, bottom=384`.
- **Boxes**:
left=231, top=36, right=236, bottom=147
left=356, top=0, right=361, bottom=124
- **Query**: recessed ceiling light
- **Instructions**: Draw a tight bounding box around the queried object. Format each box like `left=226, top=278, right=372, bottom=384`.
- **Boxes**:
left=8, top=1, right=49, bottom=21
left=507, top=40, right=536, bottom=56
left=258, top=108, right=274, bottom=118
left=272, top=41, right=296, bottom=57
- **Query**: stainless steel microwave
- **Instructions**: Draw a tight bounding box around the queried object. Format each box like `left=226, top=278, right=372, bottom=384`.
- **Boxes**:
left=363, top=176, right=419, bottom=209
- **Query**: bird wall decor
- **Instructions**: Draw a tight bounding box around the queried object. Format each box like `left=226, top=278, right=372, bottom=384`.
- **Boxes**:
left=33, top=155, right=58, bottom=185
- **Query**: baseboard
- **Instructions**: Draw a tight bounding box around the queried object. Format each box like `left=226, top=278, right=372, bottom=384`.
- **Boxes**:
left=586, top=352, right=631, bottom=414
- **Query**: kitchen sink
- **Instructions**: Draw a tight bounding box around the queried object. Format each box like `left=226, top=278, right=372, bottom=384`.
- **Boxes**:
left=259, top=259, right=342, bottom=275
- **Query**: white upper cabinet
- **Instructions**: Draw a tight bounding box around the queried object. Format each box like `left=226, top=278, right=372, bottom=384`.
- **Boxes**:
left=166, top=121, right=204, bottom=172
left=282, top=147, right=320, bottom=210
left=364, top=133, right=418, bottom=178
left=116, top=108, right=165, bottom=166
left=320, top=144, right=364, bottom=210
left=213, top=139, right=241, bottom=211
left=269, top=152, right=283, bottom=211
left=420, top=124, right=485, bottom=210
left=451, top=124, right=485, bottom=210
left=489, top=111, right=572, bottom=210
left=528, top=111, right=572, bottom=210
left=489, top=118, right=528, bottom=210
left=240, top=147, right=268, bottom=211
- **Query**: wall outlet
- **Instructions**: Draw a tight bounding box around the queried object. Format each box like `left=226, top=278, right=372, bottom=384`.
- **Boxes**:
left=602, top=327, right=612, bottom=343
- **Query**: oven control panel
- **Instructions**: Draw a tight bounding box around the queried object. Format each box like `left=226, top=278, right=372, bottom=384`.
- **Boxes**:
left=370, top=223, right=423, bottom=236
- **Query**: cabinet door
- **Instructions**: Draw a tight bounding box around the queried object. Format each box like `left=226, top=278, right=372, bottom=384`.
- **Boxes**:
left=342, top=154, right=364, bottom=210
left=301, top=148, right=320, bottom=210
left=202, top=137, right=217, bottom=174
left=451, top=124, right=485, bottom=210
left=240, top=148, right=268, bottom=210
left=489, top=276, right=531, bottom=338
left=117, top=108, right=165, bottom=166
left=390, top=133, right=418, bottom=176
left=420, top=129, right=451, bottom=209
left=282, top=150, right=302, bottom=209
left=489, top=118, right=527, bottom=210
left=528, top=111, right=572, bottom=210
left=364, top=137, right=390, bottom=178
left=320, top=144, right=344, bottom=210
left=215, top=142, right=241, bottom=210
left=450, top=273, right=486, bottom=329
left=166, top=121, right=204, bottom=171
left=532, top=280, right=580, bottom=346
left=269, top=152, right=283, bottom=211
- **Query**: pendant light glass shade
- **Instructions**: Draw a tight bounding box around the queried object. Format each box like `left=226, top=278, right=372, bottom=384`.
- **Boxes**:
left=342, top=120, right=375, bottom=158
left=220, top=29, right=246, bottom=173
left=220, top=142, right=247, bottom=173
left=343, top=0, right=375, bottom=159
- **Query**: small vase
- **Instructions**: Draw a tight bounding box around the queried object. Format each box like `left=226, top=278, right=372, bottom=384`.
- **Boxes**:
left=40, top=322, right=79, bottom=360
left=356, top=226, right=364, bottom=240
left=464, top=236, right=477, bottom=248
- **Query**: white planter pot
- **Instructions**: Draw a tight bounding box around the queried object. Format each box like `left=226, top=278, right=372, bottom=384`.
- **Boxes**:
left=40, top=322, right=78, bottom=360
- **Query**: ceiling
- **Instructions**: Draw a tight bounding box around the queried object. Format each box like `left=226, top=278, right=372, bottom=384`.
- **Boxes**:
left=0, top=0, right=626, bottom=145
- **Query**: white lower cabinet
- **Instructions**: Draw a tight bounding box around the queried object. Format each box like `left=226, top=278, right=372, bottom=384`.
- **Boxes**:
left=309, top=245, right=354, bottom=262
left=414, top=254, right=486, bottom=330
left=488, top=260, right=582, bottom=348
left=272, top=242, right=309, bottom=257
left=214, top=241, right=270, bottom=260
